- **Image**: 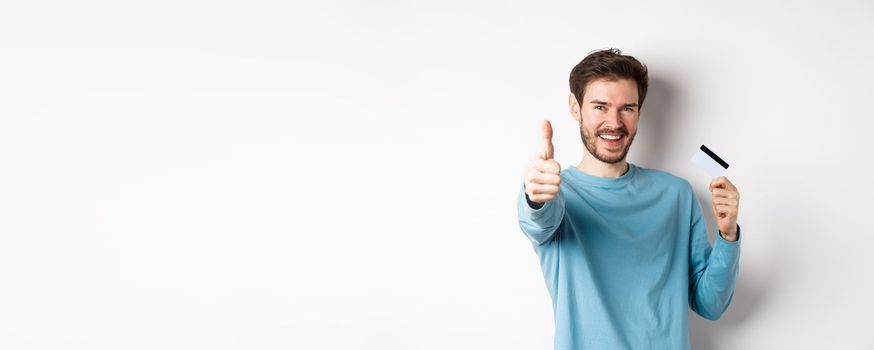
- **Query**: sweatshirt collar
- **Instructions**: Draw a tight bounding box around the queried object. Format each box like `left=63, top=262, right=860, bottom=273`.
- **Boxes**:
left=566, top=163, right=638, bottom=188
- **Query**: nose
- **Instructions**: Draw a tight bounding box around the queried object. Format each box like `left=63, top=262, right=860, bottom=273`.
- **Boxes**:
left=604, top=109, right=623, bottom=128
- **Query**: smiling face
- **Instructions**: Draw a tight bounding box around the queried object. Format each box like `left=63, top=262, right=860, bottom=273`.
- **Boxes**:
left=569, top=78, right=641, bottom=164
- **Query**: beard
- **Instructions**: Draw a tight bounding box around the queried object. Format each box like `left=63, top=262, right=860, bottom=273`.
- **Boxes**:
left=580, top=124, right=636, bottom=164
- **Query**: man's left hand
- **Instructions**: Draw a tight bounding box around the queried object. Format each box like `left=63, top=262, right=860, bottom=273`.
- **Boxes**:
left=709, top=176, right=740, bottom=241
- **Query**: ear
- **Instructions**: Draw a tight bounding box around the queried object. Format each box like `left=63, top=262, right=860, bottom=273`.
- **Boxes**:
left=568, top=93, right=581, bottom=123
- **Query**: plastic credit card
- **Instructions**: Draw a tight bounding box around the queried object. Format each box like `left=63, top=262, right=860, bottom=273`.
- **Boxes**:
left=691, top=144, right=729, bottom=178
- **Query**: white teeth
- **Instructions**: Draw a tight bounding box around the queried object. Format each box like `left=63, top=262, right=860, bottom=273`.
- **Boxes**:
left=599, top=134, right=622, bottom=140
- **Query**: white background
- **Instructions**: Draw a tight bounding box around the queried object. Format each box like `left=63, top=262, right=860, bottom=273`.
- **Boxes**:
left=1, top=0, right=873, bottom=349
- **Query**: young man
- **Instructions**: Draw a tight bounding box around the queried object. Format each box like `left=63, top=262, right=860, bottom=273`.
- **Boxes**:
left=518, top=48, right=741, bottom=349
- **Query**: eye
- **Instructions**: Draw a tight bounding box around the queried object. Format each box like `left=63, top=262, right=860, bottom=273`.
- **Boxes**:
left=594, top=105, right=606, bottom=110
left=624, top=107, right=635, bottom=112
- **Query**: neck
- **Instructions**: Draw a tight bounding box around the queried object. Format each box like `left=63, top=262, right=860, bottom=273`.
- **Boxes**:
left=576, top=154, right=629, bottom=178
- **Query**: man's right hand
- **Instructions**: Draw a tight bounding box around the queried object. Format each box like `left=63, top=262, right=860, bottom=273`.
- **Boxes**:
left=525, top=120, right=562, bottom=204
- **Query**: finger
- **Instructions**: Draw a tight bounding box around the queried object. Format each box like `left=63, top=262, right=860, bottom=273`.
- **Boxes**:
left=541, top=120, right=554, bottom=160
left=532, top=184, right=560, bottom=195
left=710, top=188, right=739, bottom=199
left=525, top=168, right=539, bottom=184
left=709, top=176, right=726, bottom=191
left=722, top=178, right=737, bottom=191
left=709, top=176, right=737, bottom=192
left=714, top=204, right=737, bottom=216
left=529, top=193, right=556, bottom=203
left=530, top=184, right=560, bottom=195
left=712, top=197, right=738, bottom=206
left=531, top=172, right=561, bottom=185
left=534, top=162, right=561, bottom=176
left=713, top=204, right=728, bottom=218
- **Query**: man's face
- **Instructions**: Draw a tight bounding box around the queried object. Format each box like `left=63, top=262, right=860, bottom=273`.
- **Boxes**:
left=569, top=78, right=641, bottom=164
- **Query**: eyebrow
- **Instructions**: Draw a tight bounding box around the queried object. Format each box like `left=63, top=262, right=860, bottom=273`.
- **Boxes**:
left=589, top=100, right=639, bottom=108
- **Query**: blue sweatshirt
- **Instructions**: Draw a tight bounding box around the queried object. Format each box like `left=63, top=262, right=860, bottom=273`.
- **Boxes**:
left=517, top=163, right=740, bottom=349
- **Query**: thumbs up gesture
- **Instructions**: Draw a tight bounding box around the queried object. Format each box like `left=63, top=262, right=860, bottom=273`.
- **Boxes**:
left=525, top=120, right=562, bottom=204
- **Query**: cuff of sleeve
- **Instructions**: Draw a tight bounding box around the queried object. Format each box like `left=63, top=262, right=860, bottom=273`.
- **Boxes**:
left=716, top=224, right=741, bottom=246
left=519, top=182, right=560, bottom=219
left=712, top=224, right=741, bottom=274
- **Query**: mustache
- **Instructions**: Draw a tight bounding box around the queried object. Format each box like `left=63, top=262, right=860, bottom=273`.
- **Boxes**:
left=596, top=127, right=628, bottom=136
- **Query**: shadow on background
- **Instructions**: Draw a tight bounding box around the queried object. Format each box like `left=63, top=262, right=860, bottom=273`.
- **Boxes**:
left=630, top=75, right=676, bottom=168
left=637, top=75, right=791, bottom=349
left=687, top=189, right=803, bottom=349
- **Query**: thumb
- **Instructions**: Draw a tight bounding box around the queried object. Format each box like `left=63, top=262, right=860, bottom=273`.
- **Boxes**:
left=541, top=119, right=554, bottom=159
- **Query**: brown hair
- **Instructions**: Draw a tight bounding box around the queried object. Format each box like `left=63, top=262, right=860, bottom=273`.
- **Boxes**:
left=569, top=48, right=649, bottom=108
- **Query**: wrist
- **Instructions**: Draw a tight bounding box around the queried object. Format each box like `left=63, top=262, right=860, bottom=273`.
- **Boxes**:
left=525, top=192, right=545, bottom=209
left=719, top=225, right=739, bottom=242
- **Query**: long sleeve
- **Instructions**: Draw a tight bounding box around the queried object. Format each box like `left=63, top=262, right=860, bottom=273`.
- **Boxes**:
left=517, top=181, right=566, bottom=245
left=687, top=191, right=741, bottom=320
